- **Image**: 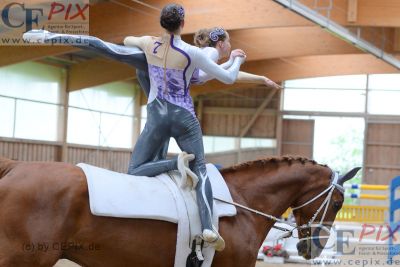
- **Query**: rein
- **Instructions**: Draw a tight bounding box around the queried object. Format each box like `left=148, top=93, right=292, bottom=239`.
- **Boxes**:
left=214, top=171, right=344, bottom=239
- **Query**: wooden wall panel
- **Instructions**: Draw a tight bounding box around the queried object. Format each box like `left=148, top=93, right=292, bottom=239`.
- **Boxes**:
left=0, top=138, right=131, bottom=172
left=364, top=169, right=399, bottom=185
left=247, top=115, right=277, bottom=138
left=239, top=148, right=276, bottom=162
left=367, top=123, right=400, bottom=143
left=281, top=119, right=315, bottom=158
left=205, top=152, right=238, bottom=168
left=364, top=123, right=400, bottom=184
left=204, top=148, right=276, bottom=168
left=203, top=87, right=279, bottom=109
left=200, top=87, right=279, bottom=137
left=281, top=144, right=313, bottom=157
left=67, top=145, right=131, bottom=173
left=0, top=138, right=60, bottom=161
left=202, top=112, right=276, bottom=138
left=0, top=137, right=276, bottom=171
left=366, top=146, right=400, bottom=166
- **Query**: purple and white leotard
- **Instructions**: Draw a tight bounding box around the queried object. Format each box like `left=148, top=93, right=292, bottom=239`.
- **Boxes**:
left=143, top=34, right=243, bottom=117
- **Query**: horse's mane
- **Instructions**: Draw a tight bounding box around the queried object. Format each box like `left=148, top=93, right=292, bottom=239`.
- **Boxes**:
left=221, top=155, right=328, bottom=173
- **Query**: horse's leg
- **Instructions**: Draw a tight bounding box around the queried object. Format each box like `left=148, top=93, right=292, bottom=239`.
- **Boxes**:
left=0, top=162, right=86, bottom=266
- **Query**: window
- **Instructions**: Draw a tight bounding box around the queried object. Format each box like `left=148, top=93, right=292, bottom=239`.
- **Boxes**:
left=368, top=74, right=400, bottom=115
left=203, top=136, right=236, bottom=153
left=0, top=96, right=15, bottom=137
left=285, top=74, right=400, bottom=116
left=0, top=62, right=63, bottom=141
left=67, top=82, right=137, bottom=148
left=285, top=75, right=367, bottom=90
left=15, top=100, right=61, bottom=141
left=284, top=75, right=367, bottom=113
left=240, top=138, right=276, bottom=149
left=369, top=74, right=400, bottom=90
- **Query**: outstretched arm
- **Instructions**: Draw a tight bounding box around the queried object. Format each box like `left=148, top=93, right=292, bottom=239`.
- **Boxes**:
left=123, top=36, right=150, bottom=51
left=23, top=30, right=148, bottom=72
left=23, top=30, right=151, bottom=96
left=192, top=48, right=281, bottom=89
left=237, top=72, right=282, bottom=89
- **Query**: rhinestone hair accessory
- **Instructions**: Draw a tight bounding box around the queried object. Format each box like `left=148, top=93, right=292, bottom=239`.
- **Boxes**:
left=209, top=28, right=225, bottom=42
left=177, top=6, right=185, bottom=19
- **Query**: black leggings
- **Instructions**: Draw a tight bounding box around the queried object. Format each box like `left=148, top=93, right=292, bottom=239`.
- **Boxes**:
left=127, top=98, right=214, bottom=231
left=68, top=34, right=170, bottom=160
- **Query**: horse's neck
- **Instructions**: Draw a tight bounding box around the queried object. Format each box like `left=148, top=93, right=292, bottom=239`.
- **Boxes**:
left=223, top=165, right=302, bottom=217
left=221, top=164, right=313, bottom=248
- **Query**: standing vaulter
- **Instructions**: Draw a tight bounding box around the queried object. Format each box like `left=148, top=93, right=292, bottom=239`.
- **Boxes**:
left=122, top=4, right=246, bottom=250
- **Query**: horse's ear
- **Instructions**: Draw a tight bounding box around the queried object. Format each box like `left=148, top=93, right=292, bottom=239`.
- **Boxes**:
left=338, top=167, right=362, bottom=185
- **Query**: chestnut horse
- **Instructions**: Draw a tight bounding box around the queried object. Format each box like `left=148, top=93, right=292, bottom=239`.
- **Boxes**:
left=0, top=156, right=358, bottom=267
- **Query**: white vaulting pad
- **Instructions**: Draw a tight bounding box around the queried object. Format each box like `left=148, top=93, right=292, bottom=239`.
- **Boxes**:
left=77, top=163, right=236, bottom=222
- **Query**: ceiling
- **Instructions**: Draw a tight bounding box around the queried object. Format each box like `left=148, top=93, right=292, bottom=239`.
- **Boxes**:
left=2, top=0, right=399, bottom=96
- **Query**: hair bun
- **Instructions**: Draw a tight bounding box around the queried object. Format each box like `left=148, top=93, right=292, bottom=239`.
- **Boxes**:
left=160, top=4, right=185, bottom=32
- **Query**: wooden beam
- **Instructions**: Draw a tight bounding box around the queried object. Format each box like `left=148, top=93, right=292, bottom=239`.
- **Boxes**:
left=242, top=54, right=399, bottom=83
left=354, top=27, right=394, bottom=53
left=0, top=0, right=306, bottom=67
left=395, top=28, right=400, bottom=52
left=67, top=58, right=136, bottom=91
left=203, top=107, right=276, bottom=116
left=9, top=0, right=397, bottom=67
left=347, top=0, right=358, bottom=23
left=301, top=0, right=400, bottom=27
left=191, top=82, right=257, bottom=97
left=351, top=0, right=400, bottom=27
left=5, top=0, right=400, bottom=67
left=18, top=24, right=364, bottom=69
left=60, top=69, right=69, bottom=162
left=191, top=54, right=399, bottom=95
left=239, top=89, right=278, bottom=137
left=229, top=26, right=361, bottom=61
left=275, top=88, right=283, bottom=155
left=0, top=46, right=77, bottom=67
left=90, top=0, right=313, bottom=43
left=85, top=0, right=400, bottom=40
left=132, top=87, right=142, bottom=145
left=197, top=96, right=204, bottom=125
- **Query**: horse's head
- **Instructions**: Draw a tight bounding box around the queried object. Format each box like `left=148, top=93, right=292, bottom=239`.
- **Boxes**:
left=291, top=167, right=361, bottom=259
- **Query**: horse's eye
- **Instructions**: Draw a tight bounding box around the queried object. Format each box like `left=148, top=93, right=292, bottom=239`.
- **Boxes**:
left=333, top=201, right=342, bottom=211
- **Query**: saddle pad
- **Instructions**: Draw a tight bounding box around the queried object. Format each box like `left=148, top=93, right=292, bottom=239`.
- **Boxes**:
left=77, top=163, right=237, bottom=222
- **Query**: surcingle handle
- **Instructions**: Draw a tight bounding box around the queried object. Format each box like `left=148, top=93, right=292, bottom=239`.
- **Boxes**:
left=177, top=152, right=199, bottom=190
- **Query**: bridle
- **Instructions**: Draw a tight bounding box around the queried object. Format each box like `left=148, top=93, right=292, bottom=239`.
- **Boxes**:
left=291, top=171, right=344, bottom=243
left=214, top=170, right=345, bottom=241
